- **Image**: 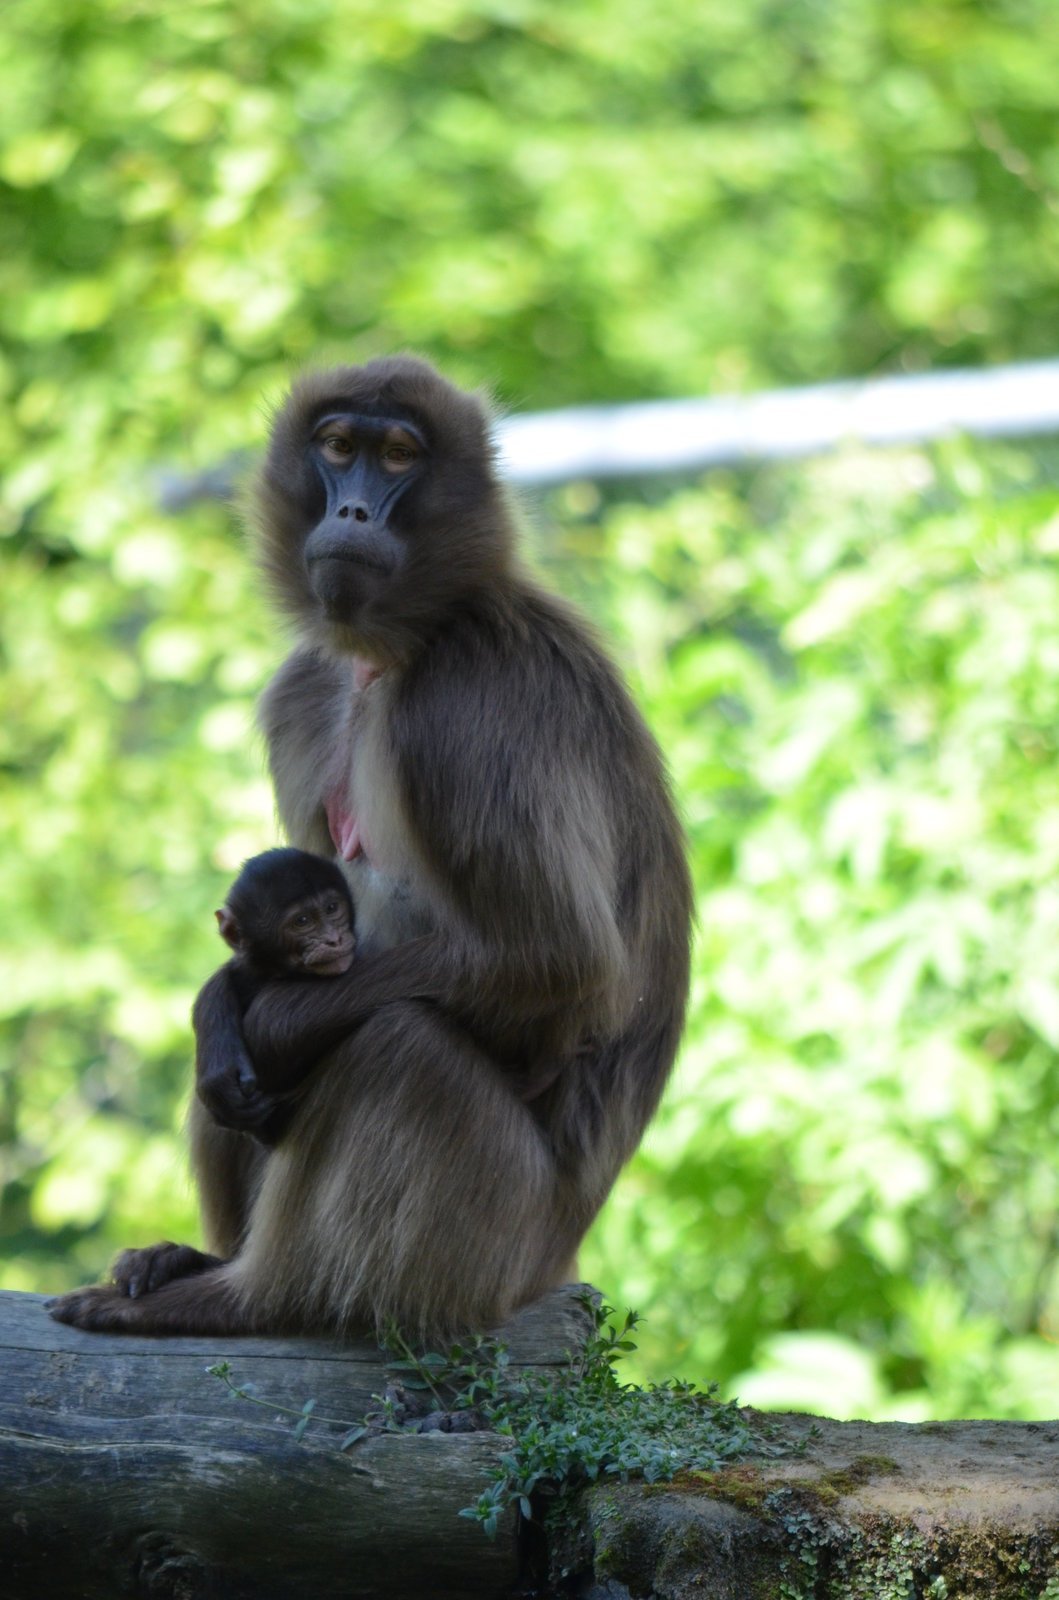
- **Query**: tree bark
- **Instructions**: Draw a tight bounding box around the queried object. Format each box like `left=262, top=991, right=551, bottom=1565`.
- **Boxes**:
left=0, top=1284, right=592, bottom=1600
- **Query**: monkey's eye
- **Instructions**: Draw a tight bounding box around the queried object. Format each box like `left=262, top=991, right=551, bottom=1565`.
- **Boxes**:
left=292, top=912, right=311, bottom=927
left=381, top=441, right=418, bottom=472
left=316, top=433, right=357, bottom=467
left=324, top=899, right=340, bottom=914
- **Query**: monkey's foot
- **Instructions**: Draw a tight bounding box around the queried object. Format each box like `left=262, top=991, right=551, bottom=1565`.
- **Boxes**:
left=49, top=1264, right=251, bottom=1337
left=48, top=1284, right=148, bottom=1331
left=112, top=1241, right=223, bottom=1299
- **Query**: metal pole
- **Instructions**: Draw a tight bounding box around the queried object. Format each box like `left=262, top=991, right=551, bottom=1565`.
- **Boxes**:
left=156, top=359, right=1059, bottom=510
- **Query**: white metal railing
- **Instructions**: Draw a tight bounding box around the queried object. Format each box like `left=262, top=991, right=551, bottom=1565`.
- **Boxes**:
left=497, top=359, right=1059, bottom=484
left=156, top=359, right=1059, bottom=510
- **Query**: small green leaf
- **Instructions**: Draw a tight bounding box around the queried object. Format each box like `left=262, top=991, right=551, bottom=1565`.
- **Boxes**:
left=289, top=1401, right=317, bottom=1442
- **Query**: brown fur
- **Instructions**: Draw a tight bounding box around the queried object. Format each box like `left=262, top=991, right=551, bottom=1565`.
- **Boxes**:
left=49, top=356, right=692, bottom=1340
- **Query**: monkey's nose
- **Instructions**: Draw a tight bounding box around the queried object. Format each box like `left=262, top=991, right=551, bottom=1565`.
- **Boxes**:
left=337, top=503, right=370, bottom=523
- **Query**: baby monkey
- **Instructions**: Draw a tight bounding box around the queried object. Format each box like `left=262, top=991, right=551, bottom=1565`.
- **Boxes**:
left=193, top=848, right=356, bottom=1145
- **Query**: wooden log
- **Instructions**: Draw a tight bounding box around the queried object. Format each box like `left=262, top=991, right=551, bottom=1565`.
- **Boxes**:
left=8, top=1283, right=1059, bottom=1598
left=0, top=1284, right=593, bottom=1600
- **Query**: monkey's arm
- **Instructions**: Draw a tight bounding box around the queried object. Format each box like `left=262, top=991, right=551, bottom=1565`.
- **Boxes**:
left=242, top=938, right=447, bottom=1089
left=396, top=621, right=629, bottom=1022
left=193, top=964, right=289, bottom=1134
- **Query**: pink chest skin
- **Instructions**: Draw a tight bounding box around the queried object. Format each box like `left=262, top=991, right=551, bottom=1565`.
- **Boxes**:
left=324, top=656, right=382, bottom=863
left=325, top=789, right=363, bottom=862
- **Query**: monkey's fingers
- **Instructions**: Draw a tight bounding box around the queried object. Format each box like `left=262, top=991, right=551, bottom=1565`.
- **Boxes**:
left=112, top=1242, right=223, bottom=1299
left=236, top=1058, right=259, bottom=1095
left=198, top=1076, right=281, bottom=1133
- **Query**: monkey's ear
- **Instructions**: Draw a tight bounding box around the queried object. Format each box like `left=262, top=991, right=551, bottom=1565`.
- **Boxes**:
left=215, top=906, right=243, bottom=952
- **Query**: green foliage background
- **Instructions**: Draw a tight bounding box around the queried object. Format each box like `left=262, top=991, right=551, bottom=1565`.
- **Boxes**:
left=4, top=0, right=1059, bottom=1419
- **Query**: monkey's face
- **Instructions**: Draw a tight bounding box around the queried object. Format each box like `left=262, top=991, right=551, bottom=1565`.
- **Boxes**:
left=254, top=356, right=515, bottom=661
left=302, top=411, right=425, bottom=624
left=221, top=849, right=357, bottom=980
left=281, top=890, right=356, bottom=977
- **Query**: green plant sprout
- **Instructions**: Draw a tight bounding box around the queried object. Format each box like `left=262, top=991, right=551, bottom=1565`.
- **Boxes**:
left=207, top=1293, right=769, bottom=1539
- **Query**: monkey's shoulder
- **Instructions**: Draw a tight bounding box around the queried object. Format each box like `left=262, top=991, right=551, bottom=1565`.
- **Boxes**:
left=404, top=589, right=633, bottom=733
left=389, top=593, right=661, bottom=851
left=258, top=648, right=353, bottom=739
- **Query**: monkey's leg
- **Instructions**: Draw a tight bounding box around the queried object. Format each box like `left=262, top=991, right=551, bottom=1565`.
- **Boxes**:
left=49, top=1004, right=581, bottom=1339
left=236, top=1001, right=580, bottom=1338
left=47, top=1106, right=274, bottom=1333
left=188, top=1097, right=270, bottom=1257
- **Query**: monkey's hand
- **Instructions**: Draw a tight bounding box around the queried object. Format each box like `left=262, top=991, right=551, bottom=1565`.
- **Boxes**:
left=112, top=1241, right=223, bottom=1298
left=197, top=1054, right=281, bottom=1134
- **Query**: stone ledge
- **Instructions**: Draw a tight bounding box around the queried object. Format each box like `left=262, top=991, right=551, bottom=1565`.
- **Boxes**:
left=579, top=1414, right=1059, bottom=1600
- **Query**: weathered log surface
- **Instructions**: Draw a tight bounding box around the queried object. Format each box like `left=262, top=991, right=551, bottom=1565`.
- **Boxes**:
left=0, top=1284, right=593, bottom=1600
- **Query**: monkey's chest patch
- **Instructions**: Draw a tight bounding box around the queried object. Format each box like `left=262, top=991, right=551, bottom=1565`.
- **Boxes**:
left=325, top=788, right=365, bottom=863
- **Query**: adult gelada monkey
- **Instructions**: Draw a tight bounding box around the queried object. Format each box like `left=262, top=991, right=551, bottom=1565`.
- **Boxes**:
left=50, top=356, right=693, bottom=1338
